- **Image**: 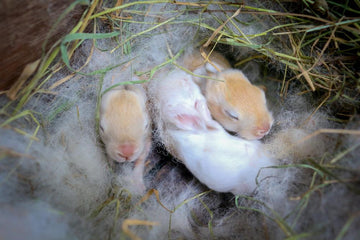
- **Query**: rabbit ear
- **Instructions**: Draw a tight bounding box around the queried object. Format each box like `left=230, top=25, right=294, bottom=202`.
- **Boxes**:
left=205, top=62, right=224, bottom=73
left=174, top=113, right=204, bottom=131
left=194, top=100, right=222, bottom=130
left=166, top=103, right=205, bottom=131
left=170, top=101, right=222, bottom=131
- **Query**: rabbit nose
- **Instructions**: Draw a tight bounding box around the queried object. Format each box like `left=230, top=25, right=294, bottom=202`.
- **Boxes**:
left=118, top=144, right=135, bottom=160
left=255, top=124, right=270, bottom=137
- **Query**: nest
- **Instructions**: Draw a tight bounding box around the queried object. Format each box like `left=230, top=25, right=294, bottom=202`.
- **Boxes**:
left=0, top=0, right=359, bottom=239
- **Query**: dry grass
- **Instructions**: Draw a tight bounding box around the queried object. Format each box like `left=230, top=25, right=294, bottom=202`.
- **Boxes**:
left=0, top=0, right=359, bottom=239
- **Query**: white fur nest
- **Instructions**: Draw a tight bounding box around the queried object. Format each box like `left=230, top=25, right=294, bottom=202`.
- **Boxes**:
left=0, top=1, right=359, bottom=240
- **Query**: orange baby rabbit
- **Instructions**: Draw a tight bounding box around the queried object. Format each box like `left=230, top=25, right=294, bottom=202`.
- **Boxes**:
left=99, top=84, right=151, bottom=192
left=183, top=49, right=273, bottom=140
left=205, top=69, right=273, bottom=140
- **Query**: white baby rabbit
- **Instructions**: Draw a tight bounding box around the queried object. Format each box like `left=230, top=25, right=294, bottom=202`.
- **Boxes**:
left=152, top=69, right=222, bottom=133
left=168, top=128, right=274, bottom=195
left=149, top=68, right=275, bottom=195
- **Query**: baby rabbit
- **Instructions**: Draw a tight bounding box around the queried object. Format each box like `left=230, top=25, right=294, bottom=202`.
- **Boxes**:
left=153, top=69, right=222, bottom=133
left=205, top=69, right=274, bottom=140
left=99, top=84, right=151, bottom=192
left=149, top=68, right=275, bottom=195
left=168, top=129, right=274, bottom=195
left=182, top=49, right=274, bottom=140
